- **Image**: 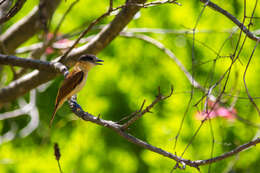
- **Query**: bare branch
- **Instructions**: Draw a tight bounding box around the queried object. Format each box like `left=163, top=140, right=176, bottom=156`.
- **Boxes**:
left=15, top=37, right=94, bottom=54
left=0, top=0, right=7, bottom=6
left=53, top=0, right=79, bottom=40
left=200, top=0, right=260, bottom=42
left=121, top=86, right=173, bottom=130
left=126, top=0, right=180, bottom=7
left=120, top=32, right=206, bottom=92
left=243, top=41, right=260, bottom=115
left=0, top=54, right=68, bottom=74
left=0, top=0, right=61, bottom=54
left=0, top=0, right=27, bottom=24
left=29, top=0, right=79, bottom=59
left=193, top=137, right=260, bottom=166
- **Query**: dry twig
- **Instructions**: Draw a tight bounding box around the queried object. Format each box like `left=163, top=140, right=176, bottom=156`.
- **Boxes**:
left=121, top=86, right=174, bottom=130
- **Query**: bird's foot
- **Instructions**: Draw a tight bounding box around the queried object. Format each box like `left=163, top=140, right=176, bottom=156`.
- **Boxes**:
left=70, top=99, right=82, bottom=111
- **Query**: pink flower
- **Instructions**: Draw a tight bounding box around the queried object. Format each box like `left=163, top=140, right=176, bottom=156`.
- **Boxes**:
left=45, top=32, right=70, bottom=55
left=216, top=107, right=236, bottom=120
left=195, top=101, right=236, bottom=121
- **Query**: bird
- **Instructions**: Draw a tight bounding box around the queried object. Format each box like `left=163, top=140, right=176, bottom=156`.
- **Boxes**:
left=49, top=54, right=104, bottom=127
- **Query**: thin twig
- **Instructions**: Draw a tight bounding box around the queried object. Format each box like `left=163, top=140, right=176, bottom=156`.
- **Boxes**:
left=58, top=0, right=114, bottom=62
left=121, top=86, right=173, bottom=130
left=200, top=0, right=260, bottom=42
left=243, top=40, right=260, bottom=115
left=53, top=0, right=80, bottom=40
left=120, top=32, right=205, bottom=92
left=117, top=99, right=146, bottom=123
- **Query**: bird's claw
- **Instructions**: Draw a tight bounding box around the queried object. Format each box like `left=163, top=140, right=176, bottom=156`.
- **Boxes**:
left=70, top=99, right=82, bottom=111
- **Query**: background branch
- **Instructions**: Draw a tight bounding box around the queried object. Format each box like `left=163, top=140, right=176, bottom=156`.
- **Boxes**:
left=0, top=0, right=27, bottom=24
left=121, top=86, right=173, bottom=130
left=0, top=54, right=68, bottom=74
left=200, top=0, right=260, bottom=41
left=0, top=0, right=61, bottom=54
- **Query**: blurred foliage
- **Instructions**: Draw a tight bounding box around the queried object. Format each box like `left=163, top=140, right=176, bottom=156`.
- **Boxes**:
left=1, top=0, right=260, bottom=172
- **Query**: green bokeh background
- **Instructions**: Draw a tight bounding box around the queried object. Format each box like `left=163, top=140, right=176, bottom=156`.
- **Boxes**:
left=1, top=0, right=260, bottom=172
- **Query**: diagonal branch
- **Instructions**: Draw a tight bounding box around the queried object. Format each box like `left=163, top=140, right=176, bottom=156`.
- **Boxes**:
left=120, top=32, right=205, bottom=91
left=0, top=0, right=61, bottom=54
left=200, top=0, right=260, bottom=42
left=0, top=0, right=27, bottom=24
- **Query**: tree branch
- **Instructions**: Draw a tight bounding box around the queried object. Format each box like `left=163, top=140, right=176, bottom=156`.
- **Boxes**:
left=120, top=32, right=208, bottom=92
left=0, top=0, right=7, bottom=6
left=0, top=0, right=27, bottom=24
left=121, top=86, right=173, bottom=130
left=0, top=0, right=61, bottom=54
left=200, top=0, right=260, bottom=42
left=0, top=54, right=68, bottom=74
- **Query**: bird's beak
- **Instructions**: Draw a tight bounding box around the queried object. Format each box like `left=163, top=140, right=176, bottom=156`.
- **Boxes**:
left=95, top=58, right=104, bottom=65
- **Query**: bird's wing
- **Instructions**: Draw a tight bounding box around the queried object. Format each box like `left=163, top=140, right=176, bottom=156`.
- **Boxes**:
left=55, top=70, right=84, bottom=106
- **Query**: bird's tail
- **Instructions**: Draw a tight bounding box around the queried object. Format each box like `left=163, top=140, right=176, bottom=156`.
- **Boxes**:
left=49, top=104, right=58, bottom=128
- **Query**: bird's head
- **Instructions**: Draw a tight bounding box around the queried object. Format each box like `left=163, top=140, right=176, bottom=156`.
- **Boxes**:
left=77, top=54, right=104, bottom=71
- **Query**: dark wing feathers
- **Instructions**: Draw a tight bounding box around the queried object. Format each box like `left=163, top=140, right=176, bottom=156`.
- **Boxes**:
left=55, top=70, right=84, bottom=105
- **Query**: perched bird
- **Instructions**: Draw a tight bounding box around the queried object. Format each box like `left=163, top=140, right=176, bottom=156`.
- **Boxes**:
left=49, top=54, right=103, bottom=127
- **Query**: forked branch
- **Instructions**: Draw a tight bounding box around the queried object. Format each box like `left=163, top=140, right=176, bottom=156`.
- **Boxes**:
left=121, top=85, right=174, bottom=130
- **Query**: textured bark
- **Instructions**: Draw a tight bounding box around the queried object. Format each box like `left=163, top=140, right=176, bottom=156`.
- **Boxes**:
left=0, top=0, right=27, bottom=24
left=0, top=54, right=68, bottom=73
left=0, top=0, right=61, bottom=54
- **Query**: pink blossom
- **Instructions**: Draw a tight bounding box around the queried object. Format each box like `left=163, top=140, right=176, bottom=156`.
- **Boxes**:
left=195, top=101, right=237, bottom=120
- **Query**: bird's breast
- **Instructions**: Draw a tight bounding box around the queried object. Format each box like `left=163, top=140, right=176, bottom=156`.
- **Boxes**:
left=67, top=73, right=88, bottom=98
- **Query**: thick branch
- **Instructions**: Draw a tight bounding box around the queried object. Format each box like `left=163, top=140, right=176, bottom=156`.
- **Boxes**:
left=0, top=0, right=61, bottom=54
left=0, top=54, right=68, bottom=74
left=200, top=0, right=260, bottom=41
left=0, top=0, right=27, bottom=24
left=0, top=0, right=147, bottom=104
